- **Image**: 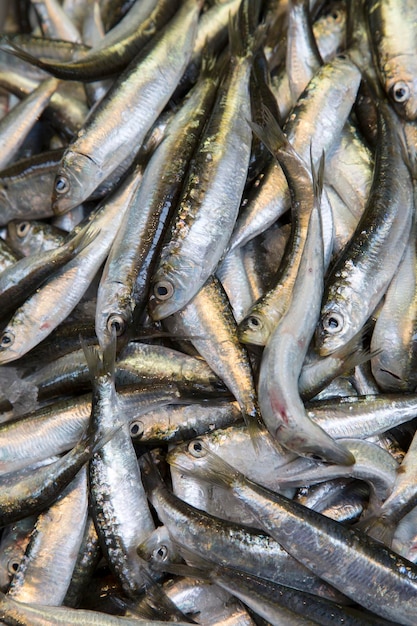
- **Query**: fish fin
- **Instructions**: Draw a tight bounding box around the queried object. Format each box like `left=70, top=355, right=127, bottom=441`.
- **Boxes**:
left=139, top=565, right=198, bottom=623
left=66, top=225, right=100, bottom=256
left=248, top=105, right=289, bottom=158
left=81, top=414, right=124, bottom=456
left=229, top=0, right=264, bottom=59
left=310, top=148, right=325, bottom=206
left=110, top=596, right=159, bottom=621
left=139, top=452, right=166, bottom=496
left=81, top=330, right=116, bottom=382
left=152, top=559, right=210, bottom=583
left=148, top=538, right=211, bottom=582
left=167, top=440, right=244, bottom=490
left=310, top=148, right=326, bottom=266
left=81, top=340, right=102, bottom=381
left=356, top=514, right=395, bottom=547
left=0, top=589, right=15, bottom=619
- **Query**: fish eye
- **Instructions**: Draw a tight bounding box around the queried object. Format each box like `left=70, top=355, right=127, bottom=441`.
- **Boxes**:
left=152, top=545, right=169, bottom=561
left=246, top=315, right=263, bottom=330
left=309, top=454, right=324, bottom=462
left=7, top=558, right=20, bottom=575
left=54, top=175, right=70, bottom=195
left=0, top=331, right=14, bottom=348
left=187, top=439, right=207, bottom=458
left=16, top=222, right=31, bottom=238
left=322, top=311, right=344, bottom=334
left=106, top=314, right=125, bottom=337
left=391, top=81, right=410, bottom=103
left=130, top=420, right=144, bottom=438
left=153, top=280, right=174, bottom=301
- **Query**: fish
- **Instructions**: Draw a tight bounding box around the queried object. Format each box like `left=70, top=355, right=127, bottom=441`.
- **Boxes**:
left=149, top=0, right=261, bottom=319
left=316, top=95, right=414, bottom=356
left=51, top=0, right=202, bottom=214
left=168, top=442, right=417, bottom=625
left=367, top=0, right=417, bottom=120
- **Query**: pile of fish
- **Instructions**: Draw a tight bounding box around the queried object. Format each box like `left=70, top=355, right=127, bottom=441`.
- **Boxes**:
left=0, top=0, right=417, bottom=623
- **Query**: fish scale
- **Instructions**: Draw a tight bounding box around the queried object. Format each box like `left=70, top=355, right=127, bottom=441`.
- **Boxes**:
left=0, top=0, right=415, bottom=624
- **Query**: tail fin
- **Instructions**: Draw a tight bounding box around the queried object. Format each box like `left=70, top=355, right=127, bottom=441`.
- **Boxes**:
left=81, top=330, right=116, bottom=383
left=229, top=0, right=264, bottom=59
left=249, top=105, right=291, bottom=159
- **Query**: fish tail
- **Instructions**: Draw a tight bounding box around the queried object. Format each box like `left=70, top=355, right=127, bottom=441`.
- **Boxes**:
left=199, top=33, right=221, bottom=78
left=249, top=105, right=291, bottom=160
left=67, top=225, right=100, bottom=256
left=80, top=333, right=123, bottom=451
left=311, top=149, right=325, bottom=206
left=229, top=0, right=264, bottom=59
left=242, top=408, right=264, bottom=456
left=81, top=331, right=116, bottom=382
left=251, top=48, right=283, bottom=124
left=357, top=514, right=395, bottom=547
left=0, top=37, right=51, bottom=74
left=139, top=453, right=165, bottom=495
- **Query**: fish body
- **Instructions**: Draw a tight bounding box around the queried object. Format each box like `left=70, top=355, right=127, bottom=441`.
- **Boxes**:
left=317, top=98, right=414, bottom=356
left=149, top=1, right=259, bottom=320
left=52, top=0, right=201, bottom=213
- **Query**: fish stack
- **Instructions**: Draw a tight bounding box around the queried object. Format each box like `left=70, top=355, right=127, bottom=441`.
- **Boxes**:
left=0, top=0, right=416, bottom=623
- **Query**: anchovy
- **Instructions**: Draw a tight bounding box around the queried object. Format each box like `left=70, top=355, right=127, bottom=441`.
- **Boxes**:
left=51, top=0, right=202, bottom=214
left=168, top=442, right=417, bottom=625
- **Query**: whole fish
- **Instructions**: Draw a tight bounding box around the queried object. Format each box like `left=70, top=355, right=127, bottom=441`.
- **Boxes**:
left=149, top=0, right=261, bottom=320
left=51, top=0, right=202, bottom=214
left=85, top=338, right=155, bottom=598
left=95, top=54, right=219, bottom=347
left=1, top=0, right=177, bottom=81
left=7, top=468, right=88, bottom=605
left=168, top=442, right=417, bottom=625
left=256, top=138, right=353, bottom=463
left=316, top=97, right=414, bottom=356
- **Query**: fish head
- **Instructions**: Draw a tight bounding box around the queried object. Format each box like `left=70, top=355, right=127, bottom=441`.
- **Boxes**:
left=0, top=544, right=24, bottom=590
left=52, top=150, right=101, bottom=215
left=149, top=257, right=200, bottom=321
left=278, top=429, right=355, bottom=465
left=238, top=311, right=275, bottom=346
left=136, top=526, right=178, bottom=566
left=0, top=325, right=21, bottom=364
left=316, top=298, right=358, bottom=356
left=384, top=58, right=417, bottom=121
left=7, top=220, right=33, bottom=250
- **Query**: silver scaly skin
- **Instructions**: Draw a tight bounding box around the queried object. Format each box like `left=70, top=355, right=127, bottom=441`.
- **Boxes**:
left=316, top=97, right=414, bottom=356
left=85, top=338, right=155, bottom=599
left=367, top=0, right=417, bottom=121
left=95, top=57, right=219, bottom=347
left=168, top=442, right=417, bottom=626
left=51, top=0, right=202, bottom=214
left=149, top=0, right=260, bottom=320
